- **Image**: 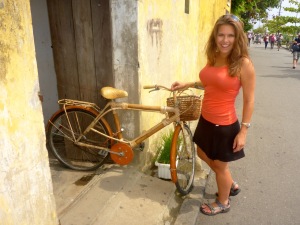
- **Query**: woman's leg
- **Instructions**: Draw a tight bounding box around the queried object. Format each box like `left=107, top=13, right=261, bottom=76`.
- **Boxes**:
left=197, top=146, right=212, bottom=168
left=197, top=147, right=232, bottom=212
left=210, top=160, right=232, bottom=205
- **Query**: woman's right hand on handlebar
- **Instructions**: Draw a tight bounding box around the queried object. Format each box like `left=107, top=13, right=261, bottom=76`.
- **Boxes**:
left=171, top=81, right=188, bottom=91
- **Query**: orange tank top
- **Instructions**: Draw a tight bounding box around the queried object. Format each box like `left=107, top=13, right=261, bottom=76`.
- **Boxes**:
left=199, top=65, right=241, bottom=125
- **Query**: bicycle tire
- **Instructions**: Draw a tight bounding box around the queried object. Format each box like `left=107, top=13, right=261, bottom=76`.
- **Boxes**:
left=170, top=123, right=195, bottom=196
left=46, top=107, right=112, bottom=171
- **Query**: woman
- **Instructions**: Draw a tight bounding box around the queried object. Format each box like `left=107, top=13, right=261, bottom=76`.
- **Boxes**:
left=270, top=34, right=276, bottom=49
left=263, top=34, right=269, bottom=49
left=171, top=14, right=255, bottom=216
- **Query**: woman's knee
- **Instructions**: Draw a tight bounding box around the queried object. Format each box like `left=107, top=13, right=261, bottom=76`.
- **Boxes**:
left=197, top=147, right=211, bottom=166
left=210, top=160, right=229, bottom=174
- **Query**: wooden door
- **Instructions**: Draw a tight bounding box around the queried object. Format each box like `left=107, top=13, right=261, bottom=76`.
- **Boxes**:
left=47, top=0, right=113, bottom=106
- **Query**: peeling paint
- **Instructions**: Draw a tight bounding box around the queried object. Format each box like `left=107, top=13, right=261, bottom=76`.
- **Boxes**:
left=0, top=0, right=57, bottom=224
left=0, top=1, right=4, bottom=9
left=147, top=18, right=163, bottom=48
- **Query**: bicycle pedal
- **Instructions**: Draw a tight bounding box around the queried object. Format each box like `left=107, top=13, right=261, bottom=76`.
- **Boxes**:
left=138, top=142, right=145, bottom=151
left=98, top=150, right=108, bottom=157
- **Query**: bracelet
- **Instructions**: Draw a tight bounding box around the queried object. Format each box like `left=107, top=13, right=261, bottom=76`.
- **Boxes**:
left=241, top=122, right=251, bottom=128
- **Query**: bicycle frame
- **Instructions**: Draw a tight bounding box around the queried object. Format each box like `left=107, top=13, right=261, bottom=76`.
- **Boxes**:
left=47, top=86, right=198, bottom=195
left=57, top=98, right=182, bottom=154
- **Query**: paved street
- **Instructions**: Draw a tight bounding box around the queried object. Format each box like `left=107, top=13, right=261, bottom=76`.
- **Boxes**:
left=195, top=44, right=300, bottom=224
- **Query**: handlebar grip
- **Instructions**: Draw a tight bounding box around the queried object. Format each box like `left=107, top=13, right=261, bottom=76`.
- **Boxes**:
left=143, top=85, right=157, bottom=89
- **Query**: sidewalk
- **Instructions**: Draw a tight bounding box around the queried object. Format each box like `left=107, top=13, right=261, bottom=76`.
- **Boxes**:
left=50, top=155, right=210, bottom=225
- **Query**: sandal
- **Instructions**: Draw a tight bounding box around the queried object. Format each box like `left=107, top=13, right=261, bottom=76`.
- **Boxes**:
left=216, top=181, right=241, bottom=197
left=200, top=199, right=231, bottom=216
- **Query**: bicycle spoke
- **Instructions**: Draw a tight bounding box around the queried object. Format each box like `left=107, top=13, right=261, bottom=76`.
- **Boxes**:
left=47, top=108, right=110, bottom=171
left=171, top=124, right=195, bottom=196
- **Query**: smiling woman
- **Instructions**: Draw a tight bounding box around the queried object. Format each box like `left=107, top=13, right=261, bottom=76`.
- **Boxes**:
left=170, top=14, right=256, bottom=216
left=206, top=14, right=249, bottom=77
left=215, top=25, right=236, bottom=58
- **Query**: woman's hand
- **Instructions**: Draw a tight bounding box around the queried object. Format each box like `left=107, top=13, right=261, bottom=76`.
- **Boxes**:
left=171, top=81, right=188, bottom=91
left=233, top=129, right=247, bottom=152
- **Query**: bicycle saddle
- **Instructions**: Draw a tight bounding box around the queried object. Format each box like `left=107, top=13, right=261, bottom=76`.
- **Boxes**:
left=100, top=87, right=128, bottom=99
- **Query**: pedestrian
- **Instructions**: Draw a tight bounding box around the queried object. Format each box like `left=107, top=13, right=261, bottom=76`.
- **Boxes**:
left=171, top=14, right=255, bottom=216
left=292, top=34, right=300, bottom=69
left=263, top=34, right=269, bottom=49
left=277, top=33, right=283, bottom=51
left=247, top=32, right=252, bottom=46
left=270, top=34, right=276, bottom=49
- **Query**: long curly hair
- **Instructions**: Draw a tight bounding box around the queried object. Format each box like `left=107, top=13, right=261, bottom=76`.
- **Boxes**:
left=206, top=15, right=249, bottom=77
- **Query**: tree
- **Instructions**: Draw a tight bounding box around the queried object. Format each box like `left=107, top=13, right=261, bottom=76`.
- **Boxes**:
left=264, top=0, right=300, bottom=39
left=253, top=26, right=266, bottom=34
left=231, top=0, right=281, bottom=31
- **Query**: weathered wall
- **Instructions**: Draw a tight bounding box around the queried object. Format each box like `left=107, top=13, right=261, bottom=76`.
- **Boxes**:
left=137, top=0, right=230, bottom=171
left=30, top=0, right=58, bottom=125
left=110, top=0, right=140, bottom=141
left=0, top=1, right=58, bottom=224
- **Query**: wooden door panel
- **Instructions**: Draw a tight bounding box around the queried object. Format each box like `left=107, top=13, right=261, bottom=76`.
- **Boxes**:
left=72, top=0, right=97, bottom=102
left=47, top=0, right=112, bottom=104
left=47, top=0, right=79, bottom=99
left=91, top=0, right=113, bottom=106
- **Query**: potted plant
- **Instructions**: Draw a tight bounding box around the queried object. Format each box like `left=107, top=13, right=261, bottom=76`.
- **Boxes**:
left=155, top=131, right=173, bottom=179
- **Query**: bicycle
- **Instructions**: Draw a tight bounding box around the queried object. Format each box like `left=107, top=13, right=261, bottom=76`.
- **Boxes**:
left=46, top=85, right=202, bottom=195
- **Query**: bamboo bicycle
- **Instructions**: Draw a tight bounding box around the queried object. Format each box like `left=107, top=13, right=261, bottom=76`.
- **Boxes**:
left=46, top=85, right=202, bottom=195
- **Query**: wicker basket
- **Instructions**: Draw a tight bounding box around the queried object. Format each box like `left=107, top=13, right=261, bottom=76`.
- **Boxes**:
left=166, top=95, right=202, bottom=121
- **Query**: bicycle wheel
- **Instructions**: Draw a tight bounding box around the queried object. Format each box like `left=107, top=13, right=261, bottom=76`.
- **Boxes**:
left=170, top=123, right=195, bottom=196
left=47, top=107, right=111, bottom=171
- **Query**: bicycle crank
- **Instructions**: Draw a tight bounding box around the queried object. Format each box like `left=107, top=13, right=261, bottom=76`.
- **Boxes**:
left=110, top=143, right=134, bottom=165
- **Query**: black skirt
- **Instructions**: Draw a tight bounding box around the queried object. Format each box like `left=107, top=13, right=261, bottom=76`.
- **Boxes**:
left=193, top=115, right=245, bottom=162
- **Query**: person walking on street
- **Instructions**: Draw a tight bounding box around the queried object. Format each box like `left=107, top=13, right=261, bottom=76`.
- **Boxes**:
left=247, top=32, right=252, bottom=47
left=171, top=14, right=256, bottom=216
left=292, top=34, right=300, bottom=69
left=270, top=34, right=276, bottom=49
left=263, top=34, right=269, bottom=49
left=277, top=33, right=283, bottom=51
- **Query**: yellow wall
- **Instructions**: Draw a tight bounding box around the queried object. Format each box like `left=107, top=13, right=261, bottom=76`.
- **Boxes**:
left=0, top=1, right=58, bottom=224
left=137, top=0, right=230, bottom=170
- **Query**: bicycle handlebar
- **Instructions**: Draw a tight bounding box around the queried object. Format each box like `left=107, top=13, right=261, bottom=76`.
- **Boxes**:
left=143, top=84, right=190, bottom=93
left=143, top=85, right=171, bottom=91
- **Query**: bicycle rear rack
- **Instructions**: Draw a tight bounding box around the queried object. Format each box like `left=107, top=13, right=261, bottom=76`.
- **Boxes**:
left=58, top=99, right=101, bottom=112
